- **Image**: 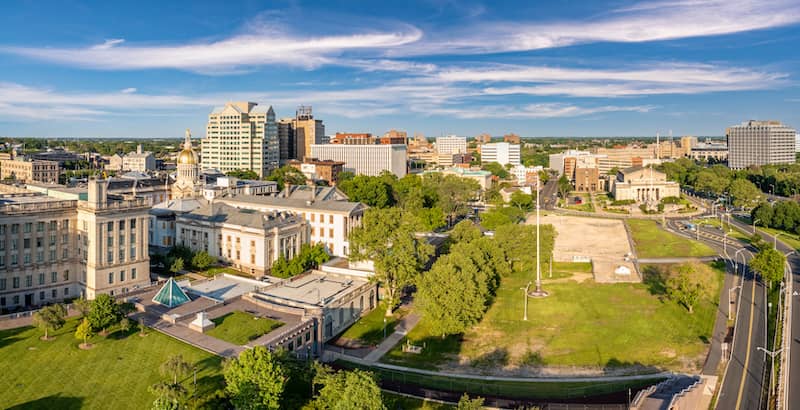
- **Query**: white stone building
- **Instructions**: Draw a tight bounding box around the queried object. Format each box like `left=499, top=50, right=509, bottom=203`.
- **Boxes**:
left=310, top=144, right=407, bottom=177
left=481, top=142, right=521, bottom=166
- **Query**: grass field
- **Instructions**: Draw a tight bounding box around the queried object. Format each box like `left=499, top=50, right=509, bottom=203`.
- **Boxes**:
left=383, top=262, right=723, bottom=374
left=757, top=226, right=800, bottom=251
left=627, top=219, right=716, bottom=258
left=205, top=311, right=283, bottom=345
left=382, top=391, right=453, bottom=409
left=0, top=319, right=223, bottom=410
left=337, top=303, right=409, bottom=346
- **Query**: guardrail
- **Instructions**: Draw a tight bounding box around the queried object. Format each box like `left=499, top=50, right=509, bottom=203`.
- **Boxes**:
left=776, top=260, right=792, bottom=410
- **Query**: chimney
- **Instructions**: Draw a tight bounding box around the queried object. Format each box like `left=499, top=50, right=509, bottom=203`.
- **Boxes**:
left=136, top=144, right=142, bottom=154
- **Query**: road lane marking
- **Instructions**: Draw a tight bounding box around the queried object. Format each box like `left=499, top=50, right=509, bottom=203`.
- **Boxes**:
left=735, top=279, right=757, bottom=410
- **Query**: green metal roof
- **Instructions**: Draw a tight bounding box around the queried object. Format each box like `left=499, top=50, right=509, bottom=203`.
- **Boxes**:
left=152, top=278, right=191, bottom=308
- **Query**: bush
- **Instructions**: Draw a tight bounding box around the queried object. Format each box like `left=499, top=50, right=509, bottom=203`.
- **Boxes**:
left=660, top=196, right=683, bottom=204
left=611, top=199, right=636, bottom=206
left=191, top=251, right=216, bottom=270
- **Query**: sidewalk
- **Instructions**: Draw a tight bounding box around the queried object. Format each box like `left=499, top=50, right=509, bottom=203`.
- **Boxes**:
left=363, top=312, right=420, bottom=363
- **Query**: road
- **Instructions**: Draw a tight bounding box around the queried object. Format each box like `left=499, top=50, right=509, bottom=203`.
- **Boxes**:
left=540, top=174, right=559, bottom=210
left=663, top=218, right=768, bottom=409
left=728, top=217, right=800, bottom=410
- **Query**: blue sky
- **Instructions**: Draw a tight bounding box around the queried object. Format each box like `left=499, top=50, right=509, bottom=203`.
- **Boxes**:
left=1, top=0, right=799, bottom=138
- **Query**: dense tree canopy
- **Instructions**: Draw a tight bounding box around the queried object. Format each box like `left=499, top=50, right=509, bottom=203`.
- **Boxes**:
left=224, top=346, right=287, bottom=410
left=750, top=247, right=786, bottom=285
left=266, top=166, right=308, bottom=190
left=271, top=243, right=330, bottom=278
left=349, top=208, right=434, bottom=315
left=311, top=365, right=385, bottom=410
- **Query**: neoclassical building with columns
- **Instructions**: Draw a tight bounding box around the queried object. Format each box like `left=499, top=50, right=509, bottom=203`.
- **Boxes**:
left=611, top=166, right=680, bottom=203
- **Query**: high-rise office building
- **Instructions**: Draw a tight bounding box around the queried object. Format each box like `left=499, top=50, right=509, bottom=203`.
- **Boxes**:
left=310, top=144, right=407, bottom=177
left=435, top=136, right=467, bottom=155
left=294, top=106, right=325, bottom=161
left=201, top=101, right=278, bottom=178
left=481, top=142, right=521, bottom=166
left=278, top=118, right=296, bottom=163
left=726, top=120, right=796, bottom=170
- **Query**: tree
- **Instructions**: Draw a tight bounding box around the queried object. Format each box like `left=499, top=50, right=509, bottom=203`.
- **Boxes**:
left=416, top=254, right=488, bottom=337
left=88, top=294, right=120, bottom=334
left=33, top=304, right=67, bottom=340
left=750, top=247, right=786, bottom=286
left=160, top=355, right=193, bottom=385
left=150, top=395, right=182, bottom=410
left=509, top=190, right=534, bottom=211
left=224, top=346, right=287, bottom=410
left=482, top=162, right=509, bottom=179
left=266, top=165, right=307, bottom=190
left=226, top=169, right=259, bottom=180
left=666, top=264, right=705, bottom=314
left=170, top=257, right=185, bottom=274
left=449, top=220, right=483, bottom=244
left=431, top=175, right=481, bottom=226
left=191, top=251, right=216, bottom=270
left=557, top=174, right=571, bottom=199
left=728, top=178, right=762, bottom=209
left=457, top=393, right=485, bottom=410
left=338, top=175, right=395, bottom=208
left=480, top=206, right=525, bottom=230
left=119, top=317, right=131, bottom=333
left=73, top=295, right=92, bottom=317
left=349, top=208, right=433, bottom=316
left=75, top=317, right=94, bottom=347
left=311, top=365, right=385, bottom=410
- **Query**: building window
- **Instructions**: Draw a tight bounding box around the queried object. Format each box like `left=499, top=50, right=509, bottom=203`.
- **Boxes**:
left=107, top=236, right=113, bottom=247
left=107, top=221, right=113, bottom=232
left=24, top=223, right=32, bottom=233
left=63, top=248, right=69, bottom=259
left=38, top=273, right=45, bottom=285
left=37, top=222, right=44, bottom=232
left=119, top=249, right=125, bottom=262
left=107, top=250, right=113, bottom=264
left=329, top=229, right=333, bottom=238
left=24, top=253, right=31, bottom=265
left=130, top=218, right=136, bottom=229
left=64, top=287, right=69, bottom=295
left=311, top=214, right=315, bottom=222
left=329, top=215, right=333, bottom=224
left=119, top=220, right=125, bottom=230
left=26, top=275, right=32, bottom=287
left=0, top=278, right=5, bottom=290
left=64, top=270, right=69, bottom=281
left=131, top=268, right=137, bottom=280
left=119, top=270, right=125, bottom=282
left=11, top=224, right=19, bottom=234
left=52, top=289, right=57, bottom=298
left=13, top=295, right=19, bottom=305
left=108, top=272, right=114, bottom=284
left=39, top=291, right=45, bottom=301
left=130, top=246, right=136, bottom=259
left=51, top=271, right=57, bottom=283
left=24, top=238, right=30, bottom=249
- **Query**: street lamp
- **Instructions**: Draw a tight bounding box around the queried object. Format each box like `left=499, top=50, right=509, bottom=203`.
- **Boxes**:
left=757, top=346, right=783, bottom=399
left=774, top=231, right=783, bottom=248
left=728, top=285, right=742, bottom=320
left=734, top=248, right=746, bottom=277
left=529, top=178, right=548, bottom=298
left=383, top=318, right=387, bottom=339
left=521, top=282, right=531, bottom=321
left=723, top=231, right=728, bottom=254
left=753, top=218, right=761, bottom=235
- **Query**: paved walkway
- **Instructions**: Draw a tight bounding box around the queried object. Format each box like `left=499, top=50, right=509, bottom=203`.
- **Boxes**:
left=131, top=311, right=244, bottom=358
left=363, top=312, right=420, bottom=363
left=637, top=256, right=719, bottom=264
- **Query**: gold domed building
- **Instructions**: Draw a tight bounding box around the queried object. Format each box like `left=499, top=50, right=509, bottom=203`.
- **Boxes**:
left=172, top=129, right=201, bottom=199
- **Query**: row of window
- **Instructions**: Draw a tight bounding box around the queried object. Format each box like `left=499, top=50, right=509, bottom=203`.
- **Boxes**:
left=0, top=248, right=69, bottom=267
left=107, top=268, right=138, bottom=285
left=0, top=220, right=69, bottom=235
left=0, top=287, right=70, bottom=307
left=0, top=270, right=69, bottom=290
left=0, top=234, right=69, bottom=250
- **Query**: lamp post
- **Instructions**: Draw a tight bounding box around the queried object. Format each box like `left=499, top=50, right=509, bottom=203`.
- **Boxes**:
left=521, top=282, right=531, bottom=321
left=383, top=318, right=387, bottom=339
left=757, top=346, right=783, bottom=400
left=723, top=231, right=728, bottom=254
left=753, top=218, right=761, bottom=235
left=529, top=178, right=548, bottom=298
left=774, top=232, right=783, bottom=248
left=734, top=248, right=746, bottom=277
left=728, top=285, right=742, bottom=320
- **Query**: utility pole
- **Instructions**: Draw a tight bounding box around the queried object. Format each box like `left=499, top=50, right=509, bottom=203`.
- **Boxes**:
left=529, top=178, right=548, bottom=298
left=757, top=347, right=782, bottom=401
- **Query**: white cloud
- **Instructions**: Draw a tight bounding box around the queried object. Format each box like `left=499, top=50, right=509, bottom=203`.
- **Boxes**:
left=389, top=0, right=800, bottom=56
left=120, top=87, right=137, bottom=94
left=1, top=25, right=422, bottom=72
left=414, top=103, right=655, bottom=119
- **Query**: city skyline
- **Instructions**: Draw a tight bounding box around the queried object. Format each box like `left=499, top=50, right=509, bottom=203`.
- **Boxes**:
left=1, top=0, right=799, bottom=138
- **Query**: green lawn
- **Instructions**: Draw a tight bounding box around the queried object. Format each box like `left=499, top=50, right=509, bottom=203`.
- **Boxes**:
left=337, top=303, right=408, bottom=346
left=627, top=219, right=716, bottom=258
left=0, top=319, right=223, bottom=410
left=206, top=311, right=283, bottom=345
left=383, top=263, right=723, bottom=373
left=757, top=226, right=800, bottom=251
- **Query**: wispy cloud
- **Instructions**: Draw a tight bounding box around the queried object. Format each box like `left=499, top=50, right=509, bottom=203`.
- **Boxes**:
left=414, top=103, right=655, bottom=119
left=1, top=25, right=422, bottom=73
left=120, top=87, right=137, bottom=94
left=390, top=0, right=800, bottom=56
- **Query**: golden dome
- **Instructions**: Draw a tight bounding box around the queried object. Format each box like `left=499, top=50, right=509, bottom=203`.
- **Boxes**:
left=177, top=148, right=198, bottom=165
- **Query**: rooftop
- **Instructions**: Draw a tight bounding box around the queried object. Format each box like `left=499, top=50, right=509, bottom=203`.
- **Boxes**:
left=179, top=202, right=305, bottom=230
left=185, top=274, right=265, bottom=302
left=220, top=193, right=366, bottom=214
left=259, top=271, right=368, bottom=307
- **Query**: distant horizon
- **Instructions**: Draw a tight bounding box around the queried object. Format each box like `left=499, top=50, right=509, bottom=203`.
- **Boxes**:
left=1, top=134, right=730, bottom=141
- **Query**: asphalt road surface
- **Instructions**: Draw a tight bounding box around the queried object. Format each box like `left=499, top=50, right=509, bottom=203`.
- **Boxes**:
left=665, top=218, right=768, bottom=410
